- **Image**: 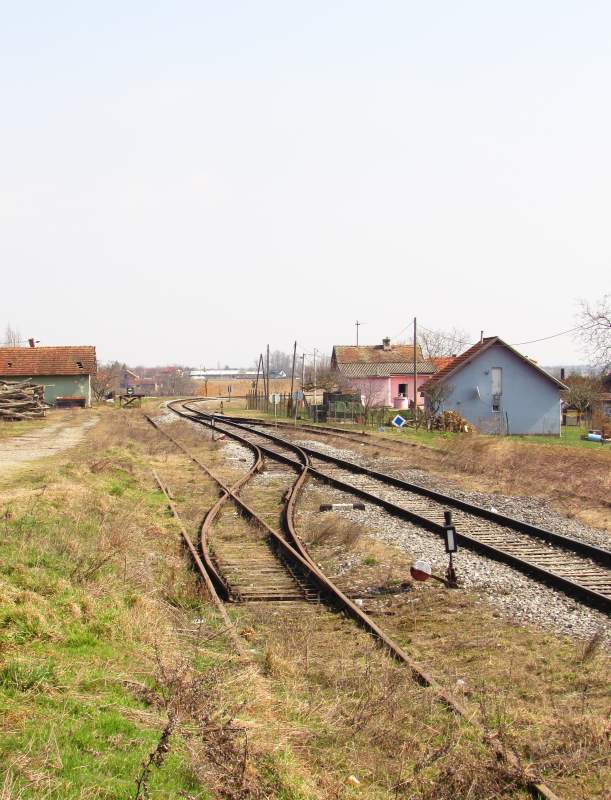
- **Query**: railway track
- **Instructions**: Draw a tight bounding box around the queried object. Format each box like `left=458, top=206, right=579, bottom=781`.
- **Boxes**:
left=182, top=401, right=611, bottom=615
left=148, top=402, right=564, bottom=800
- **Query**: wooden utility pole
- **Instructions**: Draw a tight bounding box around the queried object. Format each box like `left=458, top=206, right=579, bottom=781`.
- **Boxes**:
left=254, top=354, right=263, bottom=406
left=289, top=340, right=297, bottom=414
left=413, top=317, right=418, bottom=413
left=266, top=344, right=270, bottom=412
left=313, top=348, right=318, bottom=414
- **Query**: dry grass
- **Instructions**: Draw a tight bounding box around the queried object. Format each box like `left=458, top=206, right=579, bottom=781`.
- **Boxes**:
left=294, top=485, right=611, bottom=798
left=306, top=513, right=365, bottom=548
left=443, top=434, right=611, bottom=529
left=3, top=402, right=608, bottom=798
left=243, top=602, right=533, bottom=799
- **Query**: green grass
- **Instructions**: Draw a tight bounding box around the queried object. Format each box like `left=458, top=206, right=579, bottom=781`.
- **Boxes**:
left=0, top=455, right=206, bottom=797
left=509, top=425, right=610, bottom=450
left=231, top=405, right=609, bottom=453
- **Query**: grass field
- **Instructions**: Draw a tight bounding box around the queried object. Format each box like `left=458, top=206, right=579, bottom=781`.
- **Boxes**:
left=2, top=404, right=608, bottom=797
left=212, top=399, right=609, bottom=452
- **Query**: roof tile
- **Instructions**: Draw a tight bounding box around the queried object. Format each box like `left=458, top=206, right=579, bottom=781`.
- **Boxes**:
left=0, top=346, right=97, bottom=377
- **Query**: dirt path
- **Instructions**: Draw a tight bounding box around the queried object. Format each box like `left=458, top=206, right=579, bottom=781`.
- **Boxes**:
left=0, top=412, right=99, bottom=478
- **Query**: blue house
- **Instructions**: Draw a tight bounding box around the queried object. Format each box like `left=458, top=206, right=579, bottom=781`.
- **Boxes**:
left=422, top=336, right=567, bottom=435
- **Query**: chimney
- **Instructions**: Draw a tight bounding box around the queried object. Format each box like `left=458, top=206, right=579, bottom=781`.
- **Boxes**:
left=560, top=367, right=565, bottom=381
left=382, top=337, right=391, bottom=351
left=28, top=338, right=35, bottom=348
left=480, top=330, right=484, bottom=343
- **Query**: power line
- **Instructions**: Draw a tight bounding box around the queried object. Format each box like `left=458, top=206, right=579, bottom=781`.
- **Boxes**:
left=509, top=323, right=595, bottom=346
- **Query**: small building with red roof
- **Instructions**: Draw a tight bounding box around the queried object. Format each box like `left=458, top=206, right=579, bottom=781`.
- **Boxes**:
left=421, top=336, right=567, bottom=435
left=0, top=345, right=97, bottom=407
left=331, top=337, right=436, bottom=408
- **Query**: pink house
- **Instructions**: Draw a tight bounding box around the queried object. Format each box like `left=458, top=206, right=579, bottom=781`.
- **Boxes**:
left=331, top=338, right=435, bottom=408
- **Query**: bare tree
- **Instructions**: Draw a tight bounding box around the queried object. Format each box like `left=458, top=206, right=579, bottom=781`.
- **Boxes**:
left=575, top=295, right=611, bottom=372
left=91, top=362, right=122, bottom=402
left=269, top=349, right=293, bottom=374
left=423, top=381, right=455, bottom=418
left=563, top=374, right=602, bottom=424
left=3, top=324, right=22, bottom=346
left=158, top=367, right=196, bottom=396
left=416, top=327, right=470, bottom=360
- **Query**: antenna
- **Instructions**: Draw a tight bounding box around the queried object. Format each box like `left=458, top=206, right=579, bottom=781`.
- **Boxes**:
left=355, top=320, right=366, bottom=346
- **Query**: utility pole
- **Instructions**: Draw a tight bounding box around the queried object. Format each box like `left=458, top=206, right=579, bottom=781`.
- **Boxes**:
left=289, top=340, right=297, bottom=415
left=254, top=354, right=262, bottom=395
left=413, top=317, right=418, bottom=414
left=313, top=348, right=318, bottom=422
left=266, top=344, right=270, bottom=412
left=355, top=320, right=361, bottom=346
left=301, top=353, right=305, bottom=388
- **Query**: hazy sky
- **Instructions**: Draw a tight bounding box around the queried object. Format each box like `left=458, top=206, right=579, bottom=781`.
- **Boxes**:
left=1, top=1, right=609, bottom=367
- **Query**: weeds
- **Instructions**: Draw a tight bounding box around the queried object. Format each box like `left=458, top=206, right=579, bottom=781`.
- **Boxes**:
left=307, top=514, right=365, bottom=548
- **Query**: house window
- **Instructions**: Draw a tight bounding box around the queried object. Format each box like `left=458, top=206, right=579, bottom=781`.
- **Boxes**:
left=398, top=383, right=407, bottom=397
left=491, top=367, right=502, bottom=411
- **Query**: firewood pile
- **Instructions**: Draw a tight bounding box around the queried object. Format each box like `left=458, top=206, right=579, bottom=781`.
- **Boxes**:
left=432, top=409, right=472, bottom=433
left=0, top=379, right=46, bottom=420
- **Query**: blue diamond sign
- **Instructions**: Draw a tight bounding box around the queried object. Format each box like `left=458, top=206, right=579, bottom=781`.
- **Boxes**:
left=391, top=414, right=406, bottom=428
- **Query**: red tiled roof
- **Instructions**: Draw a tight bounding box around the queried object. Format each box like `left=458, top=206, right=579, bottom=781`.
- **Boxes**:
left=423, top=339, right=491, bottom=388
left=431, top=356, right=456, bottom=372
left=334, top=344, right=423, bottom=364
left=0, top=346, right=97, bottom=377
left=421, top=337, right=567, bottom=391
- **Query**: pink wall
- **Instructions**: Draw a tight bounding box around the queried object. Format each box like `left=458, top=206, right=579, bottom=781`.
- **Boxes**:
left=343, top=375, right=429, bottom=407
left=390, top=375, right=428, bottom=407
left=345, top=377, right=390, bottom=406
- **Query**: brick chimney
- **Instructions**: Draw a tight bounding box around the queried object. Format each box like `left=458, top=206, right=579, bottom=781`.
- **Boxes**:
left=28, top=338, right=35, bottom=348
left=382, top=337, right=391, bottom=351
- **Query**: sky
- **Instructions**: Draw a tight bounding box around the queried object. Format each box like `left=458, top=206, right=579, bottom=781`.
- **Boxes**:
left=1, top=1, right=609, bottom=368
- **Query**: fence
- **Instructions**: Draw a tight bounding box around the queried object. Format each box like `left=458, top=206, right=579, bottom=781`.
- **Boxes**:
left=246, top=391, right=389, bottom=427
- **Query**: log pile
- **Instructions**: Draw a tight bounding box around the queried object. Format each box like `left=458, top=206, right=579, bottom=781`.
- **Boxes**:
left=432, top=409, right=473, bottom=433
left=0, top=379, right=46, bottom=420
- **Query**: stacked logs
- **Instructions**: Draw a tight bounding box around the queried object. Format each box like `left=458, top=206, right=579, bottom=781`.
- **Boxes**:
left=432, top=409, right=472, bottom=433
left=0, top=379, right=46, bottom=420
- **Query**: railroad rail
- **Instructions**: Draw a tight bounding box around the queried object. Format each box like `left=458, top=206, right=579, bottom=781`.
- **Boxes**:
left=147, top=403, right=561, bottom=800
left=180, top=401, right=611, bottom=615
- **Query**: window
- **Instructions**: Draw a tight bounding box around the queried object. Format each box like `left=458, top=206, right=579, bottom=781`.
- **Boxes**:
left=491, top=367, right=502, bottom=411
left=398, top=383, right=407, bottom=396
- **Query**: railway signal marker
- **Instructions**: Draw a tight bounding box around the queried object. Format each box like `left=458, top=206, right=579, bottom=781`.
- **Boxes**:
left=410, top=559, right=432, bottom=581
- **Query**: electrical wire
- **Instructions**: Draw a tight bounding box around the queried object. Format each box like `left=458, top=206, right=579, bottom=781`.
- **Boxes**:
left=509, top=323, right=596, bottom=346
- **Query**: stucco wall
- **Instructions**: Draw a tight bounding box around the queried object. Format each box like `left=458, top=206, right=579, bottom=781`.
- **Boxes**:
left=345, top=377, right=391, bottom=406
left=9, top=375, right=92, bottom=407
left=390, top=375, right=428, bottom=407
left=439, top=344, right=561, bottom=435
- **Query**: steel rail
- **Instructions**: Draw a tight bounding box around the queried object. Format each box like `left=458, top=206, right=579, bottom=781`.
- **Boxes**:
left=151, top=468, right=249, bottom=658
left=183, top=405, right=611, bottom=614
left=207, top=412, right=611, bottom=565
left=161, top=400, right=562, bottom=800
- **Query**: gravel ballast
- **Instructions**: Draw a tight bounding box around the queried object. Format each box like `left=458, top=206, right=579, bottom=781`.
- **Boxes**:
left=287, top=437, right=611, bottom=645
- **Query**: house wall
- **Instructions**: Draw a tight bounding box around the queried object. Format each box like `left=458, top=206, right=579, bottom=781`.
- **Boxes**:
left=438, top=344, right=561, bottom=435
left=9, top=375, right=92, bottom=407
left=344, top=377, right=391, bottom=406
left=390, top=375, right=428, bottom=407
